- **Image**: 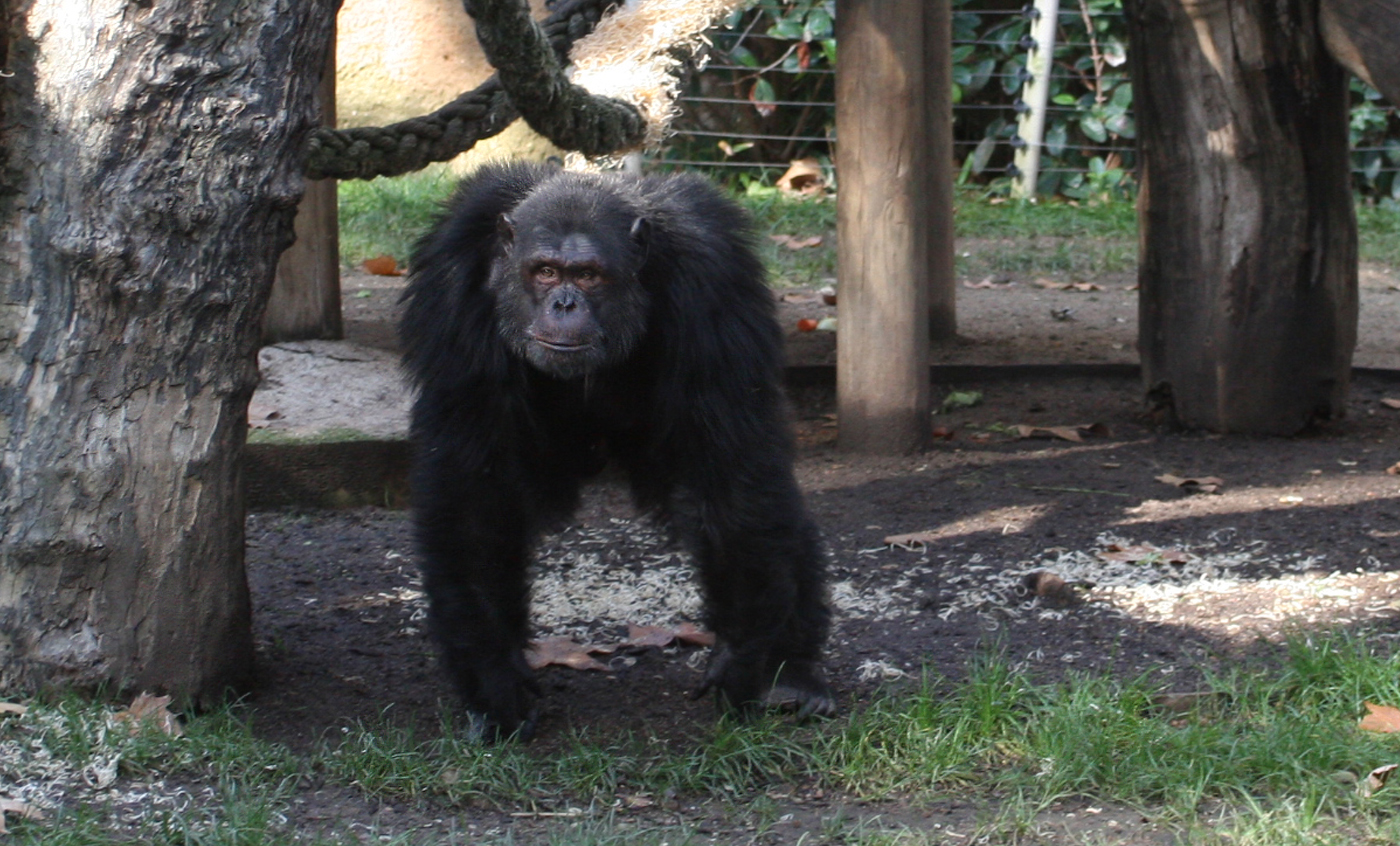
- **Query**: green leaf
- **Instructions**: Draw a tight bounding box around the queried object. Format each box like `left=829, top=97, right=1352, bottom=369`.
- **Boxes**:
left=1045, top=121, right=1068, bottom=157
left=1080, top=115, right=1108, bottom=143
left=970, top=135, right=996, bottom=175
left=1111, top=82, right=1133, bottom=109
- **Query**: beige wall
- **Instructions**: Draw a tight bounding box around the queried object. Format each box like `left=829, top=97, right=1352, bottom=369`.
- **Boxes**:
left=336, top=0, right=559, bottom=165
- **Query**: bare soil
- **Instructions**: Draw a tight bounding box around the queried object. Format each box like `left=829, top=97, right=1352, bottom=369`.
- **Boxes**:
left=241, top=261, right=1400, bottom=844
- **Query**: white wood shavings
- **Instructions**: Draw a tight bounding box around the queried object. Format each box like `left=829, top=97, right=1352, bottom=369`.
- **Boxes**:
left=865, top=531, right=1400, bottom=638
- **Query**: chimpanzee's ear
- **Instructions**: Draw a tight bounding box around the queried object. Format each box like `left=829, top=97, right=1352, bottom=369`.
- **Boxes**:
left=497, top=213, right=516, bottom=244
left=629, top=217, right=651, bottom=260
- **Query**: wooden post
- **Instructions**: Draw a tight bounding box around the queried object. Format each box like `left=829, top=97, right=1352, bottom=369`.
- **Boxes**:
left=1126, top=0, right=1356, bottom=434
left=836, top=0, right=931, bottom=452
left=263, top=28, right=342, bottom=344
left=927, top=0, right=956, bottom=340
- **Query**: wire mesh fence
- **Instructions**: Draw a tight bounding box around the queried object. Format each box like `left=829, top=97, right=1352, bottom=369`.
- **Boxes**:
left=640, top=2, right=1400, bottom=203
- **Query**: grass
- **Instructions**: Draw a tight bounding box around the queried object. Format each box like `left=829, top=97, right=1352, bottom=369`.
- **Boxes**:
left=10, top=631, right=1400, bottom=844
left=337, top=170, right=1400, bottom=290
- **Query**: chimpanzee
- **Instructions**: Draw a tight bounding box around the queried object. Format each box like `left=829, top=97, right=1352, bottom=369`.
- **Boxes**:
left=399, top=161, right=833, bottom=740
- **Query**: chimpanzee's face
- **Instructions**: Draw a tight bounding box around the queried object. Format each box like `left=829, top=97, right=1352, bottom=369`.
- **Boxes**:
left=490, top=193, right=651, bottom=380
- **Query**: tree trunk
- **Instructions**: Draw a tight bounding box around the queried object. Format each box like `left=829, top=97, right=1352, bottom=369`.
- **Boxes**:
left=0, top=0, right=336, bottom=703
left=1125, top=0, right=1357, bottom=434
left=836, top=0, right=932, bottom=453
left=265, top=35, right=343, bottom=345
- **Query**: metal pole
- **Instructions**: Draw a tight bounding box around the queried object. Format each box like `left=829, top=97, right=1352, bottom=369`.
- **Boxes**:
left=1011, top=0, right=1060, bottom=199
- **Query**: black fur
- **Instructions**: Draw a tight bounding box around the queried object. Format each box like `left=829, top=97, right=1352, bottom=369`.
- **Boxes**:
left=400, top=162, right=833, bottom=740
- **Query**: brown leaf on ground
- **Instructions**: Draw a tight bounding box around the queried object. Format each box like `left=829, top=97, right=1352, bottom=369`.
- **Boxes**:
left=0, top=798, right=45, bottom=833
left=1156, top=474, right=1224, bottom=494
left=624, top=622, right=714, bottom=649
left=963, top=276, right=1013, bottom=289
left=1068, top=281, right=1103, bottom=292
left=113, top=692, right=183, bottom=737
left=769, top=234, right=823, bottom=250
left=1387, top=462, right=1400, bottom=476
left=673, top=622, right=715, bottom=647
left=1361, top=763, right=1399, bottom=797
left=362, top=255, right=405, bottom=276
left=525, top=637, right=610, bottom=672
left=775, top=158, right=825, bottom=194
left=1014, top=422, right=1110, bottom=442
left=1361, top=702, right=1400, bottom=732
left=1381, top=398, right=1400, bottom=409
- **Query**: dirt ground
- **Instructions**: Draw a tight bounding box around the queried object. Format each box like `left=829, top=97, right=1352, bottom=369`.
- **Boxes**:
left=242, top=260, right=1400, bottom=844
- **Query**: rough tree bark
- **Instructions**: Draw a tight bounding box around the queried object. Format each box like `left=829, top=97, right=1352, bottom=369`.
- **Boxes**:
left=1125, top=0, right=1357, bottom=434
left=0, top=0, right=336, bottom=703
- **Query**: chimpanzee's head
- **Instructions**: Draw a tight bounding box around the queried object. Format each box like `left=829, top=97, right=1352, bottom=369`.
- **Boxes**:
left=489, top=177, right=653, bottom=380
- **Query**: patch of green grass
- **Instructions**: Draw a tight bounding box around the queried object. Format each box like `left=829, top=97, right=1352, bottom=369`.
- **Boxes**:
left=338, top=164, right=458, bottom=267
left=13, top=632, right=1400, bottom=843
left=954, top=193, right=1138, bottom=240
left=1358, top=203, right=1400, bottom=267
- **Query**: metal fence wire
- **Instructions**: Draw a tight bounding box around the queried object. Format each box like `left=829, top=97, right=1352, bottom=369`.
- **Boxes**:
left=641, top=2, right=1400, bottom=202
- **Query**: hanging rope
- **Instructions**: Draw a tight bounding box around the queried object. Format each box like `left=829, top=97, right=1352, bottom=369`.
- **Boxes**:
left=304, top=0, right=748, bottom=180
left=303, top=0, right=620, bottom=180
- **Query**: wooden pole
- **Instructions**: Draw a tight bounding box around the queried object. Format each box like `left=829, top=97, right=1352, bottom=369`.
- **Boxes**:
left=927, top=0, right=956, bottom=341
left=836, top=0, right=931, bottom=452
left=263, top=27, right=342, bottom=344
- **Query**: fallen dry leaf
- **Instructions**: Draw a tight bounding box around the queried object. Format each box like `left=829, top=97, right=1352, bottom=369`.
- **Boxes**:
left=769, top=234, right=824, bottom=250
left=362, top=254, right=405, bottom=276
left=775, top=157, right=825, bottom=195
left=624, top=622, right=714, bottom=649
left=1032, top=277, right=1062, bottom=289
left=963, top=276, right=1013, bottom=289
left=1361, top=763, right=1399, bottom=797
left=0, top=702, right=26, bottom=717
left=1387, top=462, right=1400, bottom=476
left=1068, top=281, right=1103, bottom=292
left=625, top=624, right=676, bottom=649
left=525, top=637, right=610, bottom=672
left=1361, top=702, right=1400, bottom=733
left=113, top=692, right=183, bottom=737
left=796, top=318, right=818, bottom=332
left=1014, top=422, right=1110, bottom=442
left=1156, top=474, right=1224, bottom=494
left=1381, top=398, right=1400, bottom=409
left=0, top=798, right=44, bottom=834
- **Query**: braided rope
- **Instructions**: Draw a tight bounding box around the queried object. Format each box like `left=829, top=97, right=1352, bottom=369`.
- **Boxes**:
left=303, top=0, right=625, bottom=180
